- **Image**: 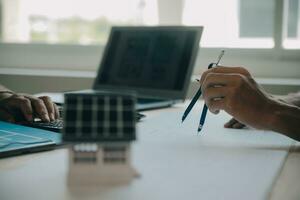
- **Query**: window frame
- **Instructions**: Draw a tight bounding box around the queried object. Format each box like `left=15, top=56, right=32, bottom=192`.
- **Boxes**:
left=0, top=0, right=299, bottom=78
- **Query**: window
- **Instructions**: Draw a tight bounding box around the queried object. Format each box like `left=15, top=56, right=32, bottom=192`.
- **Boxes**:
left=0, top=0, right=299, bottom=78
left=183, top=0, right=275, bottom=48
left=103, top=146, right=126, bottom=164
left=73, top=143, right=98, bottom=164
left=1, top=0, right=158, bottom=45
left=283, top=0, right=300, bottom=49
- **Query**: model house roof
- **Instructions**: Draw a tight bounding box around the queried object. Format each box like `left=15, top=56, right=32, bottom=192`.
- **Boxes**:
left=62, top=92, right=136, bottom=142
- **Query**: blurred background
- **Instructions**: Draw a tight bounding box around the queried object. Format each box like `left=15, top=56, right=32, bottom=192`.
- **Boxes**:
left=0, top=0, right=299, bottom=96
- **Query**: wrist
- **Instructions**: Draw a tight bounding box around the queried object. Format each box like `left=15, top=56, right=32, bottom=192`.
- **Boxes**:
left=0, top=91, right=15, bottom=100
left=263, top=98, right=283, bottom=131
left=264, top=98, right=300, bottom=137
left=274, top=94, right=300, bottom=107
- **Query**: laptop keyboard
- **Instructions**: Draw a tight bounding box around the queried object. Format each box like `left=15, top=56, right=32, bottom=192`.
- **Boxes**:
left=30, top=120, right=63, bottom=132
left=22, top=113, right=145, bottom=133
left=22, top=119, right=64, bottom=133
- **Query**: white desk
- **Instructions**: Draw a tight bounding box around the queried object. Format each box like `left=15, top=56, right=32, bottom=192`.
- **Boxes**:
left=0, top=102, right=297, bottom=200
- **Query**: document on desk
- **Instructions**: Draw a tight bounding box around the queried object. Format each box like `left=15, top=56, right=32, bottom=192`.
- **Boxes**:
left=0, top=121, right=61, bottom=157
left=133, top=104, right=295, bottom=200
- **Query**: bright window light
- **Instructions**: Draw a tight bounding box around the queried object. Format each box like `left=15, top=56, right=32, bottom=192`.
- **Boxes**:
left=1, top=0, right=158, bottom=45
left=182, top=0, right=275, bottom=48
left=283, top=0, right=300, bottom=49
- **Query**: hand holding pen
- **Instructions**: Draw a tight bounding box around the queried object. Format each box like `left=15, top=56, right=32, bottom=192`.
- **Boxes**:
left=181, top=50, right=225, bottom=132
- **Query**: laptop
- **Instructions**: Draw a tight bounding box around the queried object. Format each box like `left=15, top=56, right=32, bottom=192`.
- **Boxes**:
left=37, top=26, right=203, bottom=111
left=89, top=26, right=203, bottom=110
left=0, top=121, right=61, bottom=158
left=25, top=26, right=203, bottom=132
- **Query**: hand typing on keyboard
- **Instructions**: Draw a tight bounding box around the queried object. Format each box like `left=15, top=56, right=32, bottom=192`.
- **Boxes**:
left=22, top=112, right=145, bottom=133
left=0, top=85, right=60, bottom=123
left=25, top=118, right=64, bottom=132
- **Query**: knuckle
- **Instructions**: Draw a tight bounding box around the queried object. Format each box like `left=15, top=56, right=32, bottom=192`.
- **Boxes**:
left=34, top=98, right=44, bottom=105
left=19, top=97, right=31, bottom=105
left=37, top=108, right=48, bottom=115
left=39, top=96, right=51, bottom=101
left=236, top=66, right=250, bottom=76
left=12, top=94, right=24, bottom=100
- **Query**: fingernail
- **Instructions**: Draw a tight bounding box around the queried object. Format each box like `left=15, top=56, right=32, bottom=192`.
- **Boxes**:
left=43, top=114, right=50, bottom=122
left=50, top=113, right=55, bottom=121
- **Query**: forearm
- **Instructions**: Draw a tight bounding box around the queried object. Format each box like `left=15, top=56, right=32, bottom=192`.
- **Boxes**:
left=275, top=92, right=300, bottom=107
left=266, top=100, right=300, bottom=141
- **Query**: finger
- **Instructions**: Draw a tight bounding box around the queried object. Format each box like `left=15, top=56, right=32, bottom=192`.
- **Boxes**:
left=39, top=96, right=55, bottom=121
left=201, top=73, right=236, bottom=93
left=206, top=96, right=227, bottom=114
left=212, top=109, right=220, bottom=114
left=200, top=66, right=250, bottom=85
left=0, top=108, right=15, bottom=123
left=224, top=118, right=238, bottom=128
left=53, top=103, right=60, bottom=119
left=203, top=86, right=227, bottom=114
left=211, top=66, right=251, bottom=77
left=29, top=97, right=50, bottom=122
left=224, top=118, right=246, bottom=129
left=232, top=122, right=246, bottom=129
left=203, top=86, right=227, bottom=101
left=3, top=96, right=33, bottom=121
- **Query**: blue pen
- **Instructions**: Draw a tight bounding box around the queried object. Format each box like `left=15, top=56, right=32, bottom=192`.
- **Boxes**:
left=197, top=104, right=208, bottom=132
left=198, top=50, right=225, bottom=132
left=181, top=62, right=217, bottom=123
left=181, top=87, right=202, bottom=122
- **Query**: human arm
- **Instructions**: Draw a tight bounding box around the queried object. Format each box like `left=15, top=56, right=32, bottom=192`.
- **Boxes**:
left=277, top=92, right=300, bottom=107
left=0, top=84, right=59, bottom=123
left=200, top=66, right=300, bottom=141
left=225, top=92, right=300, bottom=129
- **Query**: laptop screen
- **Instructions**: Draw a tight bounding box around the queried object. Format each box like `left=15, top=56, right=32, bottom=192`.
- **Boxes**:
left=94, top=26, right=203, bottom=100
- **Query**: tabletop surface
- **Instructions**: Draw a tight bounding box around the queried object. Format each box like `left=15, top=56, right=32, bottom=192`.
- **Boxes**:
left=0, top=102, right=296, bottom=200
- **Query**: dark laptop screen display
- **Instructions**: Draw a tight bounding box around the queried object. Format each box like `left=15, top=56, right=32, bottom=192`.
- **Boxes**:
left=97, top=28, right=199, bottom=91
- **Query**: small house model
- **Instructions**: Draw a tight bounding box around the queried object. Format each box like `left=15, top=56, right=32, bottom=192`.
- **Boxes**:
left=62, top=92, right=137, bottom=185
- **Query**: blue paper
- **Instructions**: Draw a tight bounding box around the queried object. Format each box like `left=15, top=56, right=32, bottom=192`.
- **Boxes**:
left=0, top=121, right=61, bottom=153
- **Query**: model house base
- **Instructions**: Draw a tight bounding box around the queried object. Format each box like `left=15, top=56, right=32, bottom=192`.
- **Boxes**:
left=67, top=143, right=138, bottom=185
